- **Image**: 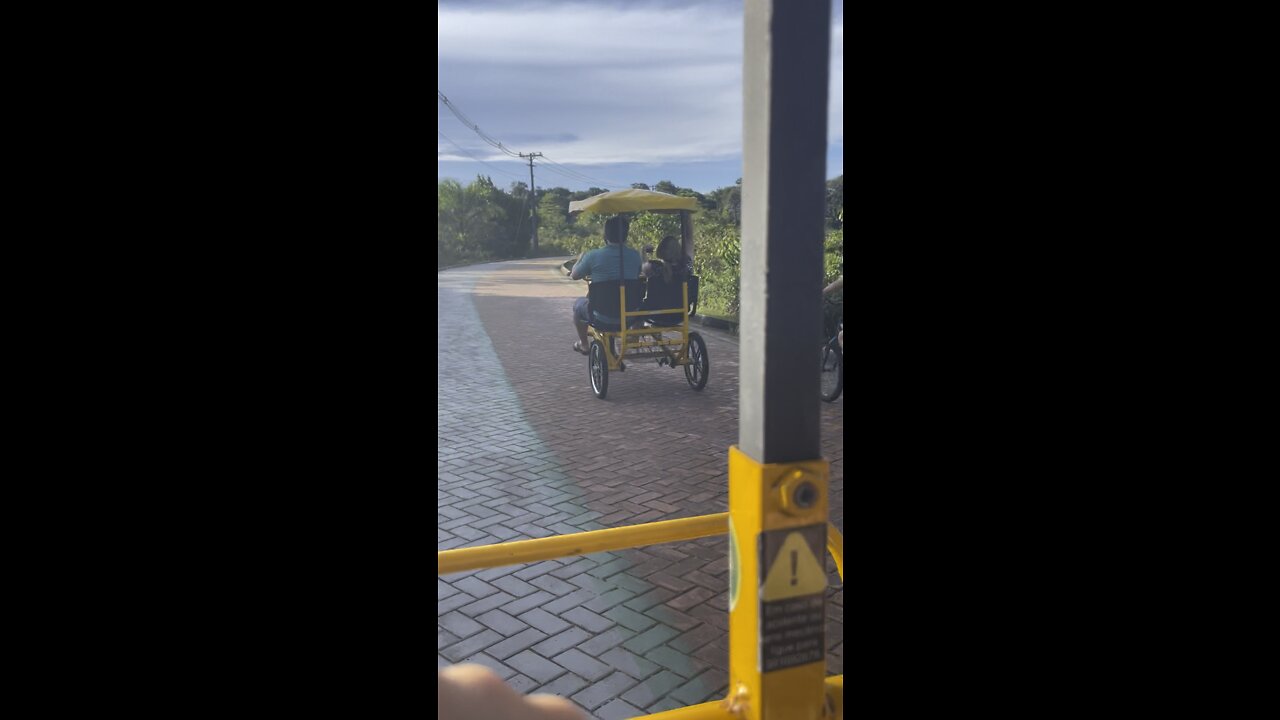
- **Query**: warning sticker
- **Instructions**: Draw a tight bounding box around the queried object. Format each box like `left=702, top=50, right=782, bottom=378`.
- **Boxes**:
left=758, top=523, right=826, bottom=672
left=761, top=526, right=828, bottom=600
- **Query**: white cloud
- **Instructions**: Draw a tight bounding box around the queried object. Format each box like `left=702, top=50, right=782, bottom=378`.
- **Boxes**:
left=439, top=2, right=842, bottom=167
left=439, top=5, right=741, bottom=68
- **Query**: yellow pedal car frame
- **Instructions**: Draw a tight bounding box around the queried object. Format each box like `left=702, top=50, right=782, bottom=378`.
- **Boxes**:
left=569, top=189, right=710, bottom=399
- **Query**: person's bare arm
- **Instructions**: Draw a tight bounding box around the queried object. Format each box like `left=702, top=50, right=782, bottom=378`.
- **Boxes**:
left=439, top=664, right=583, bottom=720
left=569, top=251, right=588, bottom=280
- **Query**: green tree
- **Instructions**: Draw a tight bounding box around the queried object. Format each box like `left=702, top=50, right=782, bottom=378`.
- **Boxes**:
left=692, top=219, right=742, bottom=316
left=538, top=194, right=566, bottom=235
left=569, top=187, right=609, bottom=201
left=825, top=175, right=843, bottom=229
left=438, top=173, right=842, bottom=302
left=706, top=180, right=742, bottom=227
left=437, top=175, right=511, bottom=265
left=824, top=229, right=843, bottom=285
left=470, top=176, right=515, bottom=258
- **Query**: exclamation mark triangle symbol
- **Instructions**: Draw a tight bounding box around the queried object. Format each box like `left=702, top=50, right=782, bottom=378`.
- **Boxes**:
left=762, top=531, right=827, bottom=600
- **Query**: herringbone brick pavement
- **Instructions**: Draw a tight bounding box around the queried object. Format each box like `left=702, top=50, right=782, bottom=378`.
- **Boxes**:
left=439, top=260, right=843, bottom=719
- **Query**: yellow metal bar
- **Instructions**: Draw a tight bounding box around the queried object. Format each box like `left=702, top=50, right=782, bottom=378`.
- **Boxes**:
left=824, top=674, right=843, bottom=720
left=562, top=332, right=683, bottom=347
left=622, top=344, right=685, bottom=353
left=592, top=329, right=685, bottom=338
left=622, top=333, right=683, bottom=342
left=617, top=284, right=632, bottom=366
left=587, top=327, right=620, bottom=369
left=438, top=513, right=728, bottom=575
left=623, top=339, right=684, bottom=347
left=728, top=446, right=829, bottom=720
left=638, top=676, right=843, bottom=720
left=640, top=700, right=734, bottom=720
left=828, top=523, right=843, bottom=582
left=681, top=281, right=690, bottom=361
left=620, top=348, right=678, bottom=354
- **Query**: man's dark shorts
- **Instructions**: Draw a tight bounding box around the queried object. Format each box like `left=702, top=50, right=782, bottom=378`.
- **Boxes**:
left=573, top=297, right=591, bottom=324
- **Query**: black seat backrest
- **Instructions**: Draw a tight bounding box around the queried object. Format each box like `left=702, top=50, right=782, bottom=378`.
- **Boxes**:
left=639, top=275, right=701, bottom=327
left=588, top=280, right=645, bottom=324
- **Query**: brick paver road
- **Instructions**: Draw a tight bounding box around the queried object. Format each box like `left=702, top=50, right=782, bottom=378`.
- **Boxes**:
left=439, top=259, right=843, bottom=719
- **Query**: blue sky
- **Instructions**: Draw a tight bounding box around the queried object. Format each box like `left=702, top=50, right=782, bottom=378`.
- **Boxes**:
left=438, top=0, right=843, bottom=194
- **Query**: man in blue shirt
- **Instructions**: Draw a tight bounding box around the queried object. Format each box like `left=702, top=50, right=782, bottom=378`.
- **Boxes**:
left=570, top=215, right=642, bottom=354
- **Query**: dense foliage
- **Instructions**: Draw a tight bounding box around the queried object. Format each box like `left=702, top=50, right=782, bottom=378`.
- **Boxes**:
left=439, top=175, right=843, bottom=318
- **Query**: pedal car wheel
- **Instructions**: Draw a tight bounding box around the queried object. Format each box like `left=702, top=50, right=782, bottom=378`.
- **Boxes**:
left=589, top=340, right=609, bottom=399
left=820, top=341, right=843, bottom=402
left=684, top=332, right=709, bottom=391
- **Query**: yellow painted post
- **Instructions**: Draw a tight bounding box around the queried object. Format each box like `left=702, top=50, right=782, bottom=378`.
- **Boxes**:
left=618, top=284, right=627, bottom=364
left=680, top=281, right=690, bottom=361
left=727, top=446, right=830, bottom=719
left=824, top=675, right=843, bottom=719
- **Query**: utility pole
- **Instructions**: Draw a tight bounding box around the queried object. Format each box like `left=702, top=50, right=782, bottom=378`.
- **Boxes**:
left=519, top=152, right=543, bottom=254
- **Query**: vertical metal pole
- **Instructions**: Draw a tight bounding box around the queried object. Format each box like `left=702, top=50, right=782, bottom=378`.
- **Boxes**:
left=528, top=155, right=539, bottom=255
left=729, top=1, right=833, bottom=719
left=520, top=151, right=543, bottom=254
left=739, top=0, right=830, bottom=463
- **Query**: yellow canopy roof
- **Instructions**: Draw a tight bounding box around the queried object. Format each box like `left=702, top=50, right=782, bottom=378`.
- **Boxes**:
left=568, top=189, right=699, bottom=215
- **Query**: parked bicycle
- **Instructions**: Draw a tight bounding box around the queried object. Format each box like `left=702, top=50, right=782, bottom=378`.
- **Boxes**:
left=821, top=296, right=843, bottom=402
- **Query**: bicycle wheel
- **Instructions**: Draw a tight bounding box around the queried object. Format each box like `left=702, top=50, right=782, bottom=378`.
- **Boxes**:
left=589, top=340, right=609, bottom=399
left=820, top=341, right=843, bottom=402
left=684, top=331, right=709, bottom=391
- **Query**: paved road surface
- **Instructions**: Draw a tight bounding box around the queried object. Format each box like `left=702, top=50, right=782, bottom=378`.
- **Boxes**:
left=438, top=258, right=844, bottom=719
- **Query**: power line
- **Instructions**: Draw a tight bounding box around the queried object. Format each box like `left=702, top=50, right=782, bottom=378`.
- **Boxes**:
left=535, top=163, right=624, bottom=188
left=536, top=163, right=622, bottom=189
left=438, top=89, right=631, bottom=190
left=438, top=91, right=522, bottom=157
left=537, top=155, right=629, bottom=189
left=437, top=130, right=526, bottom=180
left=438, top=127, right=535, bottom=252
left=532, top=162, right=601, bottom=186
left=538, top=154, right=618, bottom=182
left=439, top=90, right=542, bottom=252
left=535, top=162, right=627, bottom=190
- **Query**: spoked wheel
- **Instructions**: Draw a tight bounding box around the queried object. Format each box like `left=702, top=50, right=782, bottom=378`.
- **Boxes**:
left=589, top=340, right=609, bottom=399
left=684, top=331, right=709, bottom=391
left=820, top=340, right=843, bottom=402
